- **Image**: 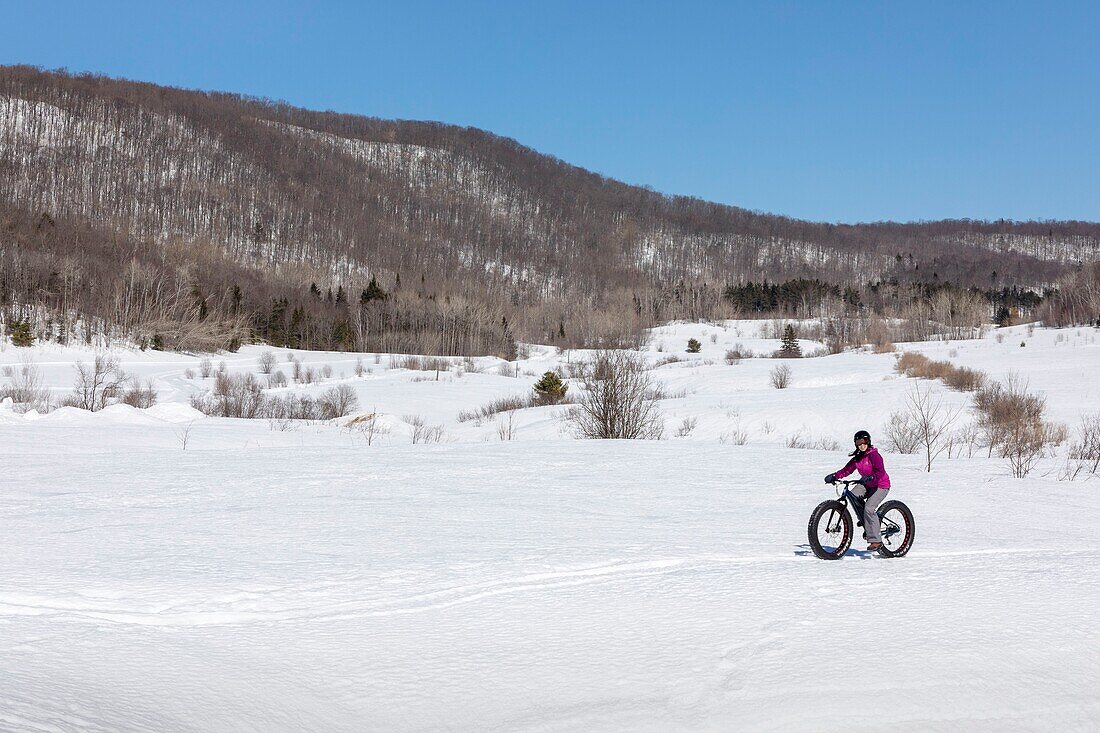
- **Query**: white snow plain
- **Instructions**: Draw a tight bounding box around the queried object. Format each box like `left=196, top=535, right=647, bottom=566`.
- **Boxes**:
left=1, top=321, right=1098, bottom=731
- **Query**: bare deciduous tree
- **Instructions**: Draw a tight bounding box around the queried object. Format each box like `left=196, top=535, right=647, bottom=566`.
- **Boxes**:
left=70, top=355, right=127, bottom=412
left=902, top=383, right=961, bottom=472
left=567, top=350, right=664, bottom=439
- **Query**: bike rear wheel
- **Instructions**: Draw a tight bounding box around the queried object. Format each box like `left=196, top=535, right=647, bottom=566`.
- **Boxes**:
left=808, top=500, right=852, bottom=560
left=876, top=499, right=915, bottom=558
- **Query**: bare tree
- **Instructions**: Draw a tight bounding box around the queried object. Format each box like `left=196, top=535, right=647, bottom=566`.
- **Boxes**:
left=903, top=383, right=961, bottom=472
left=70, top=355, right=127, bottom=412
left=567, top=350, right=664, bottom=439
left=174, top=421, right=194, bottom=450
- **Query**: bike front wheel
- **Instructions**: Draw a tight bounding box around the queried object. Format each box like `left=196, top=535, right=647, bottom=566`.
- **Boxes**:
left=876, top=499, right=915, bottom=558
left=808, top=500, right=852, bottom=560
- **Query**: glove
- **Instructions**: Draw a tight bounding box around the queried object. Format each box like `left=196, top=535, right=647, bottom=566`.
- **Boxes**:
left=857, top=475, right=873, bottom=487
left=824, top=473, right=836, bottom=484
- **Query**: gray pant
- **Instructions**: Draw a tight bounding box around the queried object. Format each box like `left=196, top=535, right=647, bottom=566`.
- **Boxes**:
left=851, top=486, right=887, bottom=543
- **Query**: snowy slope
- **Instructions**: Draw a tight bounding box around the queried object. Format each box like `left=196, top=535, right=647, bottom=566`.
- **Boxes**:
left=1, top=322, right=1098, bottom=731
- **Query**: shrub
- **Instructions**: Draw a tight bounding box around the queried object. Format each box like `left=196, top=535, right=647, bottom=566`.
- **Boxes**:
left=686, top=338, right=701, bottom=354
left=1069, top=414, right=1100, bottom=475
left=675, top=416, right=698, bottom=438
left=567, top=350, right=664, bottom=439
left=882, top=410, right=922, bottom=454
left=973, top=373, right=1062, bottom=477
left=770, top=364, right=792, bottom=389
left=257, top=350, right=277, bottom=374
left=120, top=378, right=158, bottom=408
left=724, top=349, right=742, bottom=365
left=318, top=384, right=358, bottom=419
left=198, top=358, right=213, bottom=378
left=457, top=394, right=535, bottom=423
left=0, top=357, right=49, bottom=412
left=533, top=371, right=568, bottom=405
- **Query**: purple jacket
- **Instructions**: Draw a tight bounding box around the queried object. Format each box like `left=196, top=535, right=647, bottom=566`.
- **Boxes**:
left=835, top=447, right=891, bottom=489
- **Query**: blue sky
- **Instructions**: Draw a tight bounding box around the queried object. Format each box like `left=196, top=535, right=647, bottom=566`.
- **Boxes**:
left=2, top=1, right=1097, bottom=223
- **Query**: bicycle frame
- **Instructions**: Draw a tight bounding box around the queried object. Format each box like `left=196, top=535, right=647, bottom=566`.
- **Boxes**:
left=831, top=479, right=903, bottom=540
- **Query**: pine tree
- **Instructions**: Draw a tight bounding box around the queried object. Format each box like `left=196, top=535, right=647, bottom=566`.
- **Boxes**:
left=778, top=324, right=802, bottom=358
left=361, top=276, right=387, bottom=303
left=9, top=318, right=34, bottom=347
left=533, top=371, right=567, bottom=405
left=686, top=338, right=701, bottom=353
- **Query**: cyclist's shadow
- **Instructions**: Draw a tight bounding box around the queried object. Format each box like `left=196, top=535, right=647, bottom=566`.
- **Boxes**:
left=793, top=543, right=878, bottom=560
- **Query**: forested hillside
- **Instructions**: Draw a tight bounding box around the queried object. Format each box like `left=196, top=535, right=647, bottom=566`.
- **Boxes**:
left=2, top=65, right=1098, bottom=353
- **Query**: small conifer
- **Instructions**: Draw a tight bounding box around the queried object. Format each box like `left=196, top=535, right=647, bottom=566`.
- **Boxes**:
left=533, top=371, right=568, bottom=405
left=778, top=324, right=802, bottom=358
left=686, top=338, right=702, bottom=353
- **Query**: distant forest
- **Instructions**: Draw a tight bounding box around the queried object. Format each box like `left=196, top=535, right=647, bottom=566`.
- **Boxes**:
left=2, top=65, right=1098, bottom=354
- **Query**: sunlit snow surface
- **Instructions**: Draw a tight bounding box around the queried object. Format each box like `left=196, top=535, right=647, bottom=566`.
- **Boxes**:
left=1, top=322, right=1098, bottom=731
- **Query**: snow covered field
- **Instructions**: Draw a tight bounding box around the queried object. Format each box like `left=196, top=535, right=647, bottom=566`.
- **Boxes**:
left=1, top=322, right=1098, bottom=731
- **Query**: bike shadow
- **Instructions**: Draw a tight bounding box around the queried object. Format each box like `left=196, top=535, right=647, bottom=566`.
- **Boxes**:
left=793, top=544, right=878, bottom=560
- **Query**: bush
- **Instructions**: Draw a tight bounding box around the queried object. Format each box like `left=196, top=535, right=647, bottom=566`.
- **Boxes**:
left=974, top=373, right=1063, bottom=477
left=686, top=338, right=701, bottom=354
left=318, top=384, right=358, bottom=419
left=567, top=350, right=664, bottom=439
left=1069, top=414, right=1100, bottom=475
left=120, top=378, right=158, bottom=408
left=724, top=349, right=742, bottom=365
left=533, top=371, right=568, bottom=405
left=189, top=373, right=356, bottom=420
left=895, top=351, right=988, bottom=392
left=257, top=350, right=277, bottom=374
left=0, top=357, right=49, bottom=412
left=457, top=394, right=535, bottom=423
left=770, top=364, right=792, bottom=389
left=882, top=410, right=922, bottom=454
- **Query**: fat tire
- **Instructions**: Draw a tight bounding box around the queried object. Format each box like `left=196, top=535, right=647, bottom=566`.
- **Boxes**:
left=875, top=499, right=915, bottom=558
left=808, top=500, right=852, bottom=560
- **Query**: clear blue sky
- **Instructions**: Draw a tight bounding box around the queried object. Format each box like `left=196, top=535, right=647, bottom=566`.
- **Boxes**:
left=3, top=1, right=1098, bottom=223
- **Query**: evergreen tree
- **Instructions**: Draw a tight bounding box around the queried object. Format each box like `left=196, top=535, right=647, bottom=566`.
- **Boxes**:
left=686, top=338, right=701, bottom=353
left=778, top=324, right=802, bottom=358
left=9, top=317, right=34, bottom=347
left=533, top=371, right=568, bottom=405
left=361, top=276, right=387, bottom=303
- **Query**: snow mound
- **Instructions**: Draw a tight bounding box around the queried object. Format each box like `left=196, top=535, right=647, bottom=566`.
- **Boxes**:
left=145, top=403, right=207, bottom=423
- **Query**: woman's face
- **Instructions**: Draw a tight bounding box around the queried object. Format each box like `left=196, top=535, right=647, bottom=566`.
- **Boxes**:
left=855, top=438, right=869, bottom=451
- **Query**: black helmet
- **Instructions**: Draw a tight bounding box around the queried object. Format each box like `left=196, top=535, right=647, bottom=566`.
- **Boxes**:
left=853, top=430, right=871, bottom=445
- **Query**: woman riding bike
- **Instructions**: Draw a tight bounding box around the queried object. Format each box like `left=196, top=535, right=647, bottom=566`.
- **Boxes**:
left=825, top=430, right=891, bottom=551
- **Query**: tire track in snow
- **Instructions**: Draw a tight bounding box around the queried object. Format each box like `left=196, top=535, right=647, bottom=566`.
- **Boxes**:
left=2, top=548, right=1097, bottom=627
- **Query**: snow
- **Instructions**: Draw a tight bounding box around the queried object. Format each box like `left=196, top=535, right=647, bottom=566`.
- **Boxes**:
left=1, top=322, right=1098, bottom=731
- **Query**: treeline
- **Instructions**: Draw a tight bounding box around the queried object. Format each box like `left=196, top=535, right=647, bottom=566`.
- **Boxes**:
left=1, top=65, right=1098, bottom=354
